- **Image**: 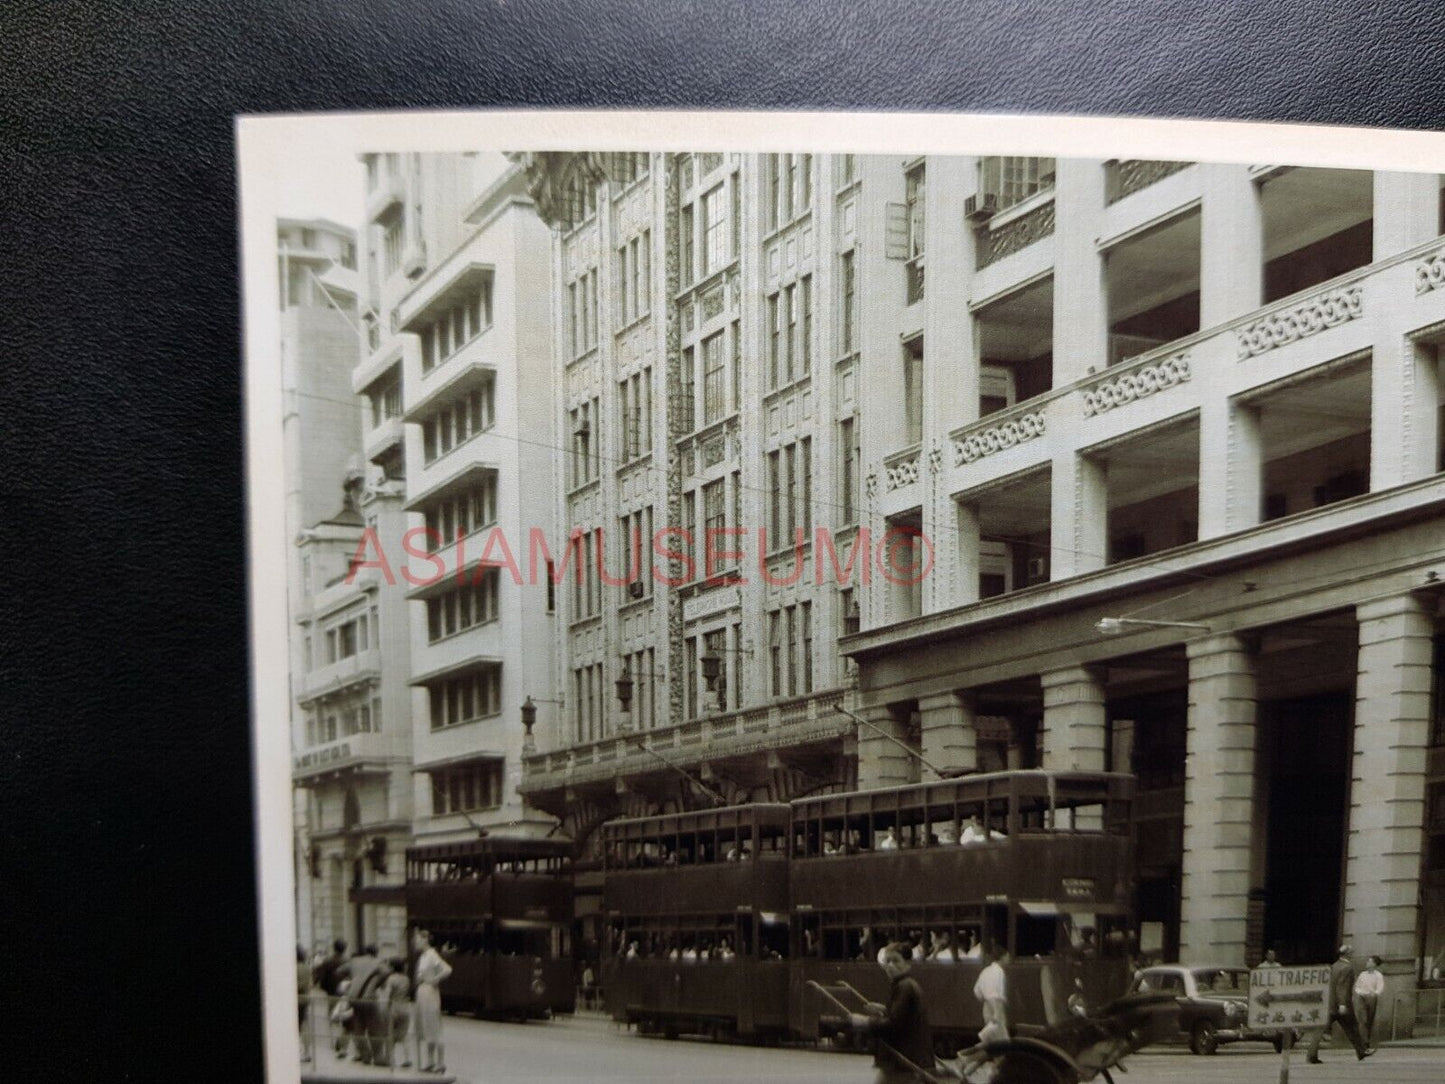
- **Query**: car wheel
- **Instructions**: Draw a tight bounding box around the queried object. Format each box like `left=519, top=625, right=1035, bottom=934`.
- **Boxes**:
left=1190, top=1021, right=1219, bottom=1056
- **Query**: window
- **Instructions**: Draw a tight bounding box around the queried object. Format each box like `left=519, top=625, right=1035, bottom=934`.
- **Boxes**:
left=430, top=760, right=504, bottom=815
left=704, top=629, right=727, bottom=711
left=570, top=398, right=600, bottom=486
left=569, top=269, right=598, bottom=357
left=767, top=154, right=783, bottom=231
left=800, top=275, right=813, bottom=376
left=905, top=164, right=926, bottom=259
left=979, top=156, right=1056, bottom=211
left=702, top=185, right=728, bottom=275
left=798, top=154, right=812, bottom=213
left=731, top=321, right=741, bottom=415
left=680, top=204, right=695, bottom=287
left=768, top=294, right=781, bottom=389
left=421, top=380, right=495, bottom=465
left=703, top=480, right=726, bottom=578
left=784, top=443, right=797, bottom=542
left=685, top=636, right=698, bottom=720
left=783, top=283, right=797, bottom=383
left=769, top=611, right=782, bottom=696
left=381, top=214, right=403, bottom=277
left=800, top=436, right=812, bottom=537
left=785, top=605, right=797, bottom=696
left=838, top=154, right=857, bottom=188
left=619, top=507, right=653, bottom=602
left=619, top=368, right=651, bottom=461
left=903, top=337, right=924, bottom=445
left=801, top=601, right=813, bottom=694
left=682, top=490, right=697, bottom=585
left=370, top=377, right=402, bottom=427
left=681, top=346, right=696, bottom=433
left=840, top=251, right=857, bottom=355
left=702, top=331, right=727, bottom=424
left=617, top=232, right=652, bottom=325
left=768, top=450, right=782, bottom=544
left=422, top=474, right=497, bottom=551
left=326, top=612, right=369, bottom=661
left=840, top=418, right=857, bottom=524
left=425, top=568, right=501, bottom=643
left=428, top=666, right=502, bottom=729
left=571, top=528, right=603, bottom=619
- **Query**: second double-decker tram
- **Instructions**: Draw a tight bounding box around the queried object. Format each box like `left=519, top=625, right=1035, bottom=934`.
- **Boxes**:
left=601, top=804, right=793, bottom=1040
left=789, top=770, right=1136, bottom=1048
left=404, top=836, right=576, bottom=1020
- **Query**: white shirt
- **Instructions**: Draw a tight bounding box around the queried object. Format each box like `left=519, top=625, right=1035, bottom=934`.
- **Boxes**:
left=878, top=833, right=900, bottom=851
left=974, top=961, right=1007, bottom=1003
left=960, top=824, right=985, bottom=844
left=1354, top=969, right=1384, bottom=997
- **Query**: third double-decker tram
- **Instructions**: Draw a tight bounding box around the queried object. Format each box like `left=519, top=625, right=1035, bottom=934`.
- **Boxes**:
left=789, top=770, right=1136, bottom=1048
left=601, top=804, right=793, bottom=1040
left=404, top=836, right=575, bottom=1020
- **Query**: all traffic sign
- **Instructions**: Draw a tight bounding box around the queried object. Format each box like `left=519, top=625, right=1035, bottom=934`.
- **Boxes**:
left=1248, top=965, right=1331, bottom=1031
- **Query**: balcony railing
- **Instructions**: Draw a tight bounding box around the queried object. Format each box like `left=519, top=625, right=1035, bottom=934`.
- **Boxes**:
left=1105, top=159, right=1193, bottom=204
left=519, top=689, right=851, bottom=792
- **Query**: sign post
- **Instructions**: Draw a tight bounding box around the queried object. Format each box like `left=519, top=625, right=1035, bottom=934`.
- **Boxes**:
left=1249, top=965, right=1331, bottom=1084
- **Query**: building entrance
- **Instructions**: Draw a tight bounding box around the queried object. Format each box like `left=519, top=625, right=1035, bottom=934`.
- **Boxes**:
left=1261, top=691, right=1352, bottom=965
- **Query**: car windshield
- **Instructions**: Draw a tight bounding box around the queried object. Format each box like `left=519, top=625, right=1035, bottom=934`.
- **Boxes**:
left=1192, top=968, right=1247, bottom=993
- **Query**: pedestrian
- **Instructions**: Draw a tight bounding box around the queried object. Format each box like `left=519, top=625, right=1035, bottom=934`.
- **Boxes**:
left=1259, top=949, right=1282, bottom=968
left=313, top=939, right=349, bottom=1056
left=296, top=945, right=314, bottom=1063
left=973, top=949, right=1011, bottom=1040
left=413, top=928, right=454, bottom=1074
left=850, top=947, right=935, bottom=1084
left=339, top=943, right=384, bottom=1064
left=1353, top=955, right=1384, bottom=1050
left=1306, top=944, right=1373, bottom=1063
left=379, top=957, right=412, bottom=1068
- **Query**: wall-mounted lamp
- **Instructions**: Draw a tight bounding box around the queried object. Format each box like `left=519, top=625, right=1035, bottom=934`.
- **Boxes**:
left=615, top=664, right=634, bottom=714
left=520, top=694, right=565, bottom=755
left=1095, top=617, right=1210, bottom=636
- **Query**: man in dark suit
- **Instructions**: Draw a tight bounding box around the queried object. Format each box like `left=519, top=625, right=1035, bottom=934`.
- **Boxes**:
left=1306, top=944, right=1373, bottom=1063
left=313, top=939, right=348, bottom=1055
left=852, top=948, right=936, bottom=1084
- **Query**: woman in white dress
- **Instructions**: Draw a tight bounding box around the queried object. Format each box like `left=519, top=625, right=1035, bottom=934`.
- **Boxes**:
left=412, top=929, right=453, bottom=1074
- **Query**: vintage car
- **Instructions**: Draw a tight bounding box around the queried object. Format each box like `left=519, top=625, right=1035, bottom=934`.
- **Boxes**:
left=1126, top=965, right=1284, bottom=1055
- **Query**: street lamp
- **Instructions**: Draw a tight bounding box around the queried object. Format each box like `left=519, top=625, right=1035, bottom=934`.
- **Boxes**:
left=1095, top=617, right=1210, bottom=635
left=520, top=696, right=538, bottom=754
left=700, top=649, right=722, bottom=689
left=615, top=663, right=634, bottom=713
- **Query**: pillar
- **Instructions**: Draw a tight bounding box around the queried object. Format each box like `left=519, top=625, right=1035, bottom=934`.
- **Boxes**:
left=856, top=703, right=913, bottom=790
left=1199, top=164, right=1263, bottom=327
left=952, top=501, right=982, bottom=609
left=1052, top=158, right=1108, bottom=385
left=1373, top=172, right=1440, bottom=261
left=919, top=690, right=979, bottom=776
left=1040, top=666, right=1107, bottom=771
left=1372, top=332, right=1442, bottom=491
left=1341, top=593, right=1434, bottom=1033
left=1199, top=397, right=1262, bottom=540
left=1050, top=451, right=1107, bottom=579
left=1180, top=635, right=1259, bottom=967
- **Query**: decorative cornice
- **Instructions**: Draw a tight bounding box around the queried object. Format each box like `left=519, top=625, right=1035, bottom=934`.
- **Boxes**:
left=1234, top=285, right=1363, bottom=359
left=1107, top=159, right=1191, bottom=204
left=1415, top=250, right=1445, bottom=295
left=953, top=412, right=1046, bottom=465
left=1081, top=354, right=1191, bottom=417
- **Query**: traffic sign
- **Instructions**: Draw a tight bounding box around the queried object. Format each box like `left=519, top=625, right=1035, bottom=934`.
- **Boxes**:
left=1248, top=965, right=1330, bottom=1032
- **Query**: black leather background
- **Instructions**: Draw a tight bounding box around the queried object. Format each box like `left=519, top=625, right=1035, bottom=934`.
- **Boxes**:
left=3, top=2, right=1444, bottom=1080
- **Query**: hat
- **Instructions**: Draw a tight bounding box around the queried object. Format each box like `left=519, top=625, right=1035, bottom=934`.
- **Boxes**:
left=1339, top=943, right=1352, bottom=956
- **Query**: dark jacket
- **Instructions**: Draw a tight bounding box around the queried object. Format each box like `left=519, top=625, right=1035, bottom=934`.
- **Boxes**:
left=1329, top=958, right=1357, bottom=1012
left=314, top=953, right=346, bottom=996
left=868, top=974, right=935, bottom=1073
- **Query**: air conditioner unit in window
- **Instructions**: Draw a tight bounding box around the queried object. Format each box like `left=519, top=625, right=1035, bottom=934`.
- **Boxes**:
left=628, top=581, right=646, bottom=600
left=964, top=193, right=999, bottom=222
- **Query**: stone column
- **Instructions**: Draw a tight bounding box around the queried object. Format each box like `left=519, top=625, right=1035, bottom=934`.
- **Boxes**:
left=1050, top=451, right=1107, bottom=579
left=1053, top=158, right=1108, bottom=385
left=952, top=500, right=982, bottom=609
left=1373, top=172, right=1440, bottom=261
left=1372, top=333, right=1442, bottom=491
left=1199, top=164, right=1263, bottom=327
left=856, top=703, right=913, bottom=790
left=1180, top=635, right=1259, bottom=967
left=1040, top=666, right=1107, bottom=771
left=1199, top=395, right=1263, bottom=540
left=919, top=690, right=979, bottom=776
left=1342, top=594, right=1434, bottom=966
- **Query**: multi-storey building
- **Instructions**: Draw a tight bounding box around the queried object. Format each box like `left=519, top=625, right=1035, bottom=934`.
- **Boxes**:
left=517, top=152, right=1445, bottom=1033
left=354, top=154, right=559, bottom=845
left=840, top=155, right=1445, bottom=1034
left=281, top=217, right=413, bottom=957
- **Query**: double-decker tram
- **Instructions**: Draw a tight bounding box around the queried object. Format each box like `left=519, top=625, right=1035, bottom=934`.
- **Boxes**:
left=404, top=836, right=576, bottom=1020
left=789, top=770, right=1136, bottom=1050
left=596, top=770, right=1136, bottom=1049
left=601, top=804, right=794, bottom=1040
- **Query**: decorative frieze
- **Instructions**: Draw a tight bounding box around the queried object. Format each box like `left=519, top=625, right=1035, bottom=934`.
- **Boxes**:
left=953, top=412, right=1047, bottom=464
left=1106, top=159, right=1191, bottom=204
left=885, top=454, right=920, bottom=492
left=976, top=201, right=1055, bottom=269
left=1082, top=355, right=1191, bottom=417
left=1234, top=285, right=1363, bottom=359
left=864, top=468, right=879, bottom=499
left=1415, top=251, right=1445, bottom=295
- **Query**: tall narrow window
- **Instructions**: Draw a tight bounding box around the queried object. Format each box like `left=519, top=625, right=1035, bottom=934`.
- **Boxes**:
left=903, top=338, right=924, bottom=446
left=798, top=154, right=812, bottom=213
left=680, top=205, right=695, bottom=287
left=784, top=442, right=797, bottom=543
left=769, top=611, right=782, bottom=697
left=703, top=480, right=726, bottom=578
left=730, top=321, right=741, bottom=414
left=702, top=185, right=727, bottom=275
left=783, top=284, right=797, bottom=383
left=768, top=451, right=782, bottom=546
left=801, top=275, right=813, bottom=375
left=801, top=601, right=813, bottom=694
left=767, top=294, right=781, bottom=389
left=685, top=636, right=698, bottom=720
left=785, top=605, right=797, bottom=697
left=702, top=331, right=726, bottom=424
left=767, top=155, right=782, bottom=231
left=800, top=437, right=812, bottom=537
left=840, top=418, right=857, bottom=525
left=680, top=346, right=696, bottom=433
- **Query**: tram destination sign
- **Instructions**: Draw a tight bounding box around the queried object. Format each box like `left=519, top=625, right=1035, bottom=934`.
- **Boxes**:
left=1247, top=965, right=1330, bottom=1031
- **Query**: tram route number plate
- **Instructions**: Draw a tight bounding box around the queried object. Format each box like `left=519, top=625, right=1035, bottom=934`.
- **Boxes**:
left=1061, top=878, right=1094, bottom=899
left=1247, top=965, right=1330, bottom=1031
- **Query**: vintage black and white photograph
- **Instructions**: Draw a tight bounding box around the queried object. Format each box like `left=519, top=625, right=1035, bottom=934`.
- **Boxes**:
left=240, top=112, right=1445, bottom=1084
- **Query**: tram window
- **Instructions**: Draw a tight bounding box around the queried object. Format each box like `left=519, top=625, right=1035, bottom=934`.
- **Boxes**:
left=985, top=798, right=1010, bottom=839
left=737, top=914, right=753, bottom=957
left=759, top=912, right=789, bottom=959
left=798, top=913, right=821, bottom=957
left=1015, top=912, right=1057, bottom=957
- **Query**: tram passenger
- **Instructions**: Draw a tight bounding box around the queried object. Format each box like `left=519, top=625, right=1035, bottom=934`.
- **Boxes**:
left=716, top=937, right=735, bottom=960
left=928, top=931, right=957, bottom=962
left=850, top=948, right=935, bottom=1084
left=960, top=815, right=986, bottom=845
left=878, top=826, right=901, bottom=851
